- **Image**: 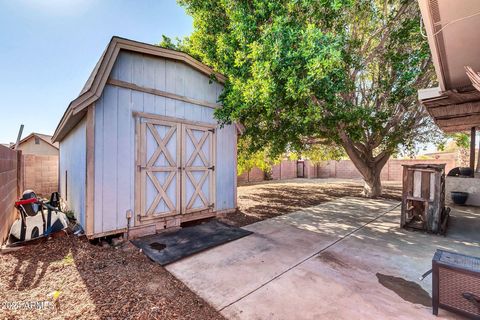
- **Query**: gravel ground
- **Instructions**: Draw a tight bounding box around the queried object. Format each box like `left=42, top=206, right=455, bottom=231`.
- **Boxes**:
left=222, top=179, right=402, bottom=226
left=0, top=178, right=401, bottom=319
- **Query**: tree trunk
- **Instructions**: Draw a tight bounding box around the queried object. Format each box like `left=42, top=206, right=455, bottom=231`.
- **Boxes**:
left=362, top=167, right=382, bottom=198
left=338, top=131, right=390, bottom=198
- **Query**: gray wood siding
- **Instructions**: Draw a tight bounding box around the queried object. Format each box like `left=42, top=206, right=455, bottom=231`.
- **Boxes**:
left=93, top=51, right=235, bottom=234
left=59, top=117, right=86, bottom=226
left=215, top=125, right=237, bottom=210
left=111, top=51, right=223, bottom=107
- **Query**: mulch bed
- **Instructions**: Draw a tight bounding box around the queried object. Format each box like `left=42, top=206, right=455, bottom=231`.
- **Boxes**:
left=0, top=234, right=225, bottom=320
left=221, top=180, right=402, bottom=227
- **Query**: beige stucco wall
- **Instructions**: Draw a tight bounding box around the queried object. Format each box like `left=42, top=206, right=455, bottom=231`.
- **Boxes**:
left=17, top=136, right=58, bottom=156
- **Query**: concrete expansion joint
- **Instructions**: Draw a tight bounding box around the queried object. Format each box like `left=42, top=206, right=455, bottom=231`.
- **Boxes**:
left=219, top=202, right=401, bottom=311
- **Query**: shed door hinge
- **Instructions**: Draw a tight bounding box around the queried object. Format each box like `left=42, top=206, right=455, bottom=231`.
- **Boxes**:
left=208, top=166, right=215, bottom=171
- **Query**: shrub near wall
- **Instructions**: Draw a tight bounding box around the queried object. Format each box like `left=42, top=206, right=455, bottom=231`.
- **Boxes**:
left=0, top=145, right=20, bottom=243
left=239, top=160, right=298, bottom=183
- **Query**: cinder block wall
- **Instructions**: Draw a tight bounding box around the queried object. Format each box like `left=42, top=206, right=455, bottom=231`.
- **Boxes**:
left=237, top=166, right=265, bottom=184
left=237, top=170, right=249, bottom=184
left=334, top=160, right=364, bottom=179
left=22, top=154, right=59, bottom=197
left=238, top=158, right=457, bottom=184
left=271, top=160, right=297, bottom=180
left=317, top=161, right=335, bottom=178
left=315, top=159, right=456, bottom=181
left=304, top=160, right=317, bottom=178
left=0, top=145, right=20, bottom=243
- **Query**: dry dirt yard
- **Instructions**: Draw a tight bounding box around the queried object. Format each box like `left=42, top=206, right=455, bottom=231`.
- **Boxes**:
left=223, top=178, right=402, bottom=226
left=0, top=178, right=401, bottom=319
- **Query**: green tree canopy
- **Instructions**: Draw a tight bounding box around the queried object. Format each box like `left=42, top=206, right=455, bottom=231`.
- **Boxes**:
left=173, top=0, right=440, bottom=197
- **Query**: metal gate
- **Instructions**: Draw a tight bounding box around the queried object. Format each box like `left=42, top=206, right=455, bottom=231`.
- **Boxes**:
left=297, top=160, right=305, bottom=178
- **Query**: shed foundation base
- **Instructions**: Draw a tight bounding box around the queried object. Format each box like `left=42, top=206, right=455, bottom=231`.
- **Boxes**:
left=87, top=208, right=237, bottom=240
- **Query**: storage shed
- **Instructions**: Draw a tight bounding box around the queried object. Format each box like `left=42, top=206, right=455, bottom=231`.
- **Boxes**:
left=52, top=37, right=238, bottom=238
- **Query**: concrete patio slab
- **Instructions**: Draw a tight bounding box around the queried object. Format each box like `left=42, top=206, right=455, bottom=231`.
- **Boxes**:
left=167, top=197, right=480, bottom=319
left=266, top=197, right=398, bottom=236
left=166, top=222, right=331, bottom=309
left=222, top=251, right=434, bottom=320
left=326, top=207, right=480, bottom=294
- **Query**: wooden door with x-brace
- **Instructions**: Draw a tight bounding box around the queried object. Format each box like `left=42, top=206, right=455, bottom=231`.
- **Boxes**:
left=136, top=117, right=215, bottom=225
left=137, top=118, right=181, bottom=224
left=181, top=123, right=215, bottom=214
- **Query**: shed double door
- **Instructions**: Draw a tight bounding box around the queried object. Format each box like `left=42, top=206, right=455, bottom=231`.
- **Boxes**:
left=136, top=117, right=215, bottom=225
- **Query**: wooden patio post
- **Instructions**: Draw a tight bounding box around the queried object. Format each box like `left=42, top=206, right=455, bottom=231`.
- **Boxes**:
left=470, top=127, right=476, bottom=175
left=477, top=135, right=480, bottom=173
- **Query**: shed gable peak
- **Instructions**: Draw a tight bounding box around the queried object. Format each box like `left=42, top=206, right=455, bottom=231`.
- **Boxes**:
left=52, top=36, right=225, bottom=143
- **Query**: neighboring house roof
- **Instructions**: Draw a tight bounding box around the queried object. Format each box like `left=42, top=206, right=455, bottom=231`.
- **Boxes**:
left=417, top=0, right=480, bottom=132
left=14, top=133, right=59, bottom=150
left=52, top=36, right=226, bottom=143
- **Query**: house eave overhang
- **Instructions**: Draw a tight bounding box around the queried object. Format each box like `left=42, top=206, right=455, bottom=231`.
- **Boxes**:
left=417, top=0, right=480, bottom=132
left=419, top=87, right=480, bottom=133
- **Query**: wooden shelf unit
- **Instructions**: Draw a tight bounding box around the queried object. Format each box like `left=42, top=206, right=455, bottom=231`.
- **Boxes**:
left=400, top=164, right=448, bottom=234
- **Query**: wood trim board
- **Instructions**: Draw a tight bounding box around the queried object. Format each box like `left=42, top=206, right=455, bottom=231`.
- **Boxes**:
left=233, top=130, right=238, bottom=208
left=211, top=127, right=216, bottom=210
left=85, top=104, right=95, bottom=236
left=108, top=78, right=221, bottom=109
left=132, top=111, right=216, bottom=128
left=134, top=115, right=141, bottom=229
